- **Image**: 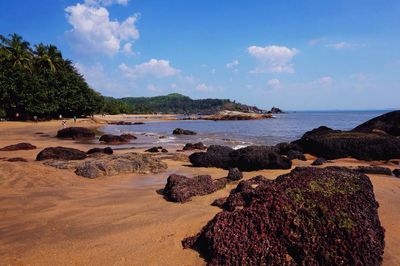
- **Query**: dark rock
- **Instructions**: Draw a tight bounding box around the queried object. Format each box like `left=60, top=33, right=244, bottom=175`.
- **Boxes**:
left=161, top=148, right=168, bottom=153
left=227, top=167, right=243, bottom=181
left=87, top=147, right=113, bottom=155
left=189, top=145, right=234, bottom=169
left=293, top=126, right=400, bottom=161
left=268, top=106, right=284, bottom=114
left=213, top=177, right=228, bottom=190
left=172, top=128, right=197, bottom=135
left=0, top=142, right=36, bottom=151
left=393, top=169, right=400, bottom=178
left=6, top=157, right=28, bottom=162
left=75, top=152, right=167, bottom=178
left=311, top=158, right=328, bottom=166
left=109, top=121, right=133, bottom=125
left=183, top=167, right=385, bottom=265
left=134, top=122, right=145, bottom=125
left=36, top=147, right=87, bottom=161
left=275, top=142, right=303, bottom=155
left=99, top=134, right=132, bottom=144
left=287, top=150, right=306, bottom=161
left=56, top=127, right=95, bottom=140
left=182, top=142, right=207, bottom=151
left=163, top=174, right=218, bottom=203
left=229, top=146, right=292, bottom=171
left=146, top=147, right=161, bottom=153
left=353, top=110, right=400, bottom=136
left=120, top=133, right=137, bottom=140
left=356, top=166, right=392, bottom=176
left=211, top=197, right=227, bottom=208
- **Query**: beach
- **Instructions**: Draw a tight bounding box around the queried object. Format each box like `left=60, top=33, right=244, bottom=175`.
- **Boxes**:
left=0, top=118, right=400, bottom=265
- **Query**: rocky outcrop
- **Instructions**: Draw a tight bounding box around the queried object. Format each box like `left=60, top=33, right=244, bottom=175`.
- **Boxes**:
left=99, top=134, right=136, bottom=144
left=353, top=110, right=400, bottom=136
left=190, top=145, right=291, bottom=171
left=229, top=146, right=292, bottom=171
left=172, top=128, right=197, bottom=135
left=268, top=107, right=284, bottom=114
left=75, top=152, right=167, bottom=178
left=293, top=126, right=400, bottom=161
left=87, top=147, right=113, bottom=155
left=0, top=142, right=36, bottom=151
left=182, top=142, right=207, bottom=151
left=203, top=110, right=272, bottom=121
left=189, top=145, right=234, bottom=169
left=183, top=167, right=385, bottom=265
left=163, top=174, right=218, bottom=203
left=275, top=142, right=303, bottom=155
left=56, top=127, right=95, bottom=140
left=36, top=147, right=87, bottom=161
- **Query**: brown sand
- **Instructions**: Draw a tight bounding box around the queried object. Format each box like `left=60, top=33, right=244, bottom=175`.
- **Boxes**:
left=0, top=120, right=399, bottom=265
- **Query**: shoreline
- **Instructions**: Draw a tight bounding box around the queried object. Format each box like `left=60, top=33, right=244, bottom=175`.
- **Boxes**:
left=0, top=120, right=399, bottom=265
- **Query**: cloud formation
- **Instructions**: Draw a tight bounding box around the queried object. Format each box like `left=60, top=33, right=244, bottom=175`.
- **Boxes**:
left=248, top=45, right=298, bottom=73
left=267, top=78, right=281, bottom=88
left=119, top=59, right=180, bottom=79
left=84, top=0, right=129, bottom=6
left=65, top=2, right=139, bottom=56
left=226, top=60, right=239, bottom=69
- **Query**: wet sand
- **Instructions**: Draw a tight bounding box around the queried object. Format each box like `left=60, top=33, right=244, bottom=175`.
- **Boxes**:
left=0, top=119, right=399, bottom=265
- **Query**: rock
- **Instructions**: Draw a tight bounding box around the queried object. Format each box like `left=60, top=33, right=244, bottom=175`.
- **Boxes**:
left=311, top=158, right=328, bottom=166
left=229, top=146, right=292, bottom=171
left=293, top=126, right=400, bottom=161
left=99, top=134, right=134, bottom=144
left=204, top=110, right=272, bottom=120
left=0, top=142, right=36, bottom=151
left=211, top=197, right=227, bottom=208
left=161, top=148, right=168, bottom=153
left=75, top=152, right=167, bottom=178
left=182, top=142, right=207, bottom=151
left=353, top=110, right=400, bottom=136
left=183, top=167, right=385, bottom=265
left=275, top=142, right=303, bottom=155
left=6, top=157, right=28, bottom=162
left=163, top=174, right=218, bottom=203
left=213, top=177, right=228, bottom=190
left=189, top=145, right=234, bottom=169
left=109, top=121, right=132, bottom=125
left=172, top=128, right=197, bottom=135
left=56, top=127, right=95, bottom=140
left=146, top=147, right=161, bottom=153
left=134, top=122, right=145, bottom=125
left=287, top=150, right=306, bottom=161
left=393, top=169, right=400, bottom=178
left=36, top=147, right=87, bottom=161
left=268, top=107, right=284, bottom=114
left=87, top=147, right=113, bottom=155
left=356, top=166, right=393, bottom=176
left=227, top=168, right=243, bottom=181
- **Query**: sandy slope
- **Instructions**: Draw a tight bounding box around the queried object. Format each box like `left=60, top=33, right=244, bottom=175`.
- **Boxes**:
left=0, top=120, right=399, bottom=265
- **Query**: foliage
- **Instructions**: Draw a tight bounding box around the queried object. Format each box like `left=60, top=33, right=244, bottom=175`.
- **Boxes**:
left=0, top=33, right=103, bottom=119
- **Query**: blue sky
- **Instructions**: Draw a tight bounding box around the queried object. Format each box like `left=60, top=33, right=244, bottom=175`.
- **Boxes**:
left=1, top=0, right=399, bottom=110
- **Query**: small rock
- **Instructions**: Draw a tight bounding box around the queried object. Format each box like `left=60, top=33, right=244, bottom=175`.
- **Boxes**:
left=87, top=147, right=113, bottom=155
left=227, top=168, right=243, bottom=181
left=287, top=150, right=306, bottom=161
left=311, top=158, right=328, bottom=166
left=99, top=134, right=132, bottom=144
left=172, top=128, right=197, bottom=135
left=0, top=143, right=36, bottom=151
left=393, top=169, right=400, bottom=178
left=356, top=166, right=393, bottom=176
left=182, top=142, right=207, bottom=151
left=6, top=157, right=28, bottom=162
left=146, top=147, right=160, bottom=153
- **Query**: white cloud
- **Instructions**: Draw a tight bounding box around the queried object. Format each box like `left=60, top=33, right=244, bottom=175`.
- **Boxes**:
left=119, top=59, right=180, bottom=79
left=65, top=3, right=139, bottom=56
left=195, top=83, right=210, bottom=92
left=226, top=60, right=239, bottom=69
left=84, top=0, right=129, bottom=6
left=122, top=43, right=134, bottom=55
left=315, top=76, right=334, bottom=86
left=248, top=45, right=298, bottom=73
left=326, top=42, right=350, bottom=50
left=268, top=78, right=281, bottom=88
left=309, top=38, right=323, bottom=46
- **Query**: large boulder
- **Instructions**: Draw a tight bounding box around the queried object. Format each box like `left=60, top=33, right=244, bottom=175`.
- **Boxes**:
left=172, top=128, right=197, bottom=135
left=183, top=167, right=385, bottom=265
left=189, top=145, right=234, bottom=169
left=293, top=126, right=400, bottom=161
left=0, top=142, right=36, bottom=151
left=74, top=152, right=167, bottom=178
left=56, top=127, right=95, bottom=140
left=163, top=174, right=218, bottom=203
left=353, top=110, right=400, bottom=136
left=99, top=134, right=135, bottom=144
left=229, top=146, right=292, bottom=171
left=36, top=147, right=87, bottom=161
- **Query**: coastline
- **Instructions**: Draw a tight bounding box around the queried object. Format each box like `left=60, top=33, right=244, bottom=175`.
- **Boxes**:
left=0, top=119, right=399, bottom=265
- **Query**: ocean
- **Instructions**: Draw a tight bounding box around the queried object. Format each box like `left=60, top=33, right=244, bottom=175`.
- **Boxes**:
left=103, top=110, right=387, bottom=149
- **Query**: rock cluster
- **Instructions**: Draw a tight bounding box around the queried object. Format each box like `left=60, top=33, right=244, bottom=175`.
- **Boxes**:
left=145, top=147, right=168, bottom=153
left=56, top=127, right=95, bottom=140
left=0, top=142, right=37, bottom=151
left=189, top=145, right=292, bottom=171
left=36, top=147, right=87, bottom=161
left=172, top=128, right=197, bottom=135
left=293, top=126, right=400, bottom=161
left=183, top=167, right=385, bottom=265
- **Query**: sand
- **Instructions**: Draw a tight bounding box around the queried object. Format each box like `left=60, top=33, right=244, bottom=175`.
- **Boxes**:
left=0, top=119, right=399, bottom=265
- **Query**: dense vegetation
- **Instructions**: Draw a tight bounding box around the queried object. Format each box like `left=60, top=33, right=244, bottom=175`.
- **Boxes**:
left=117, top=93, right=263, bottom=114
left=0, top=33, right=103, bottom=120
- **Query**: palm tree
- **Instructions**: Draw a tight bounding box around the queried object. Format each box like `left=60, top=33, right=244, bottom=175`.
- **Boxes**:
left=34, top=43, right=63, bottom=72
left=0, top=33, right=33, bottom=72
